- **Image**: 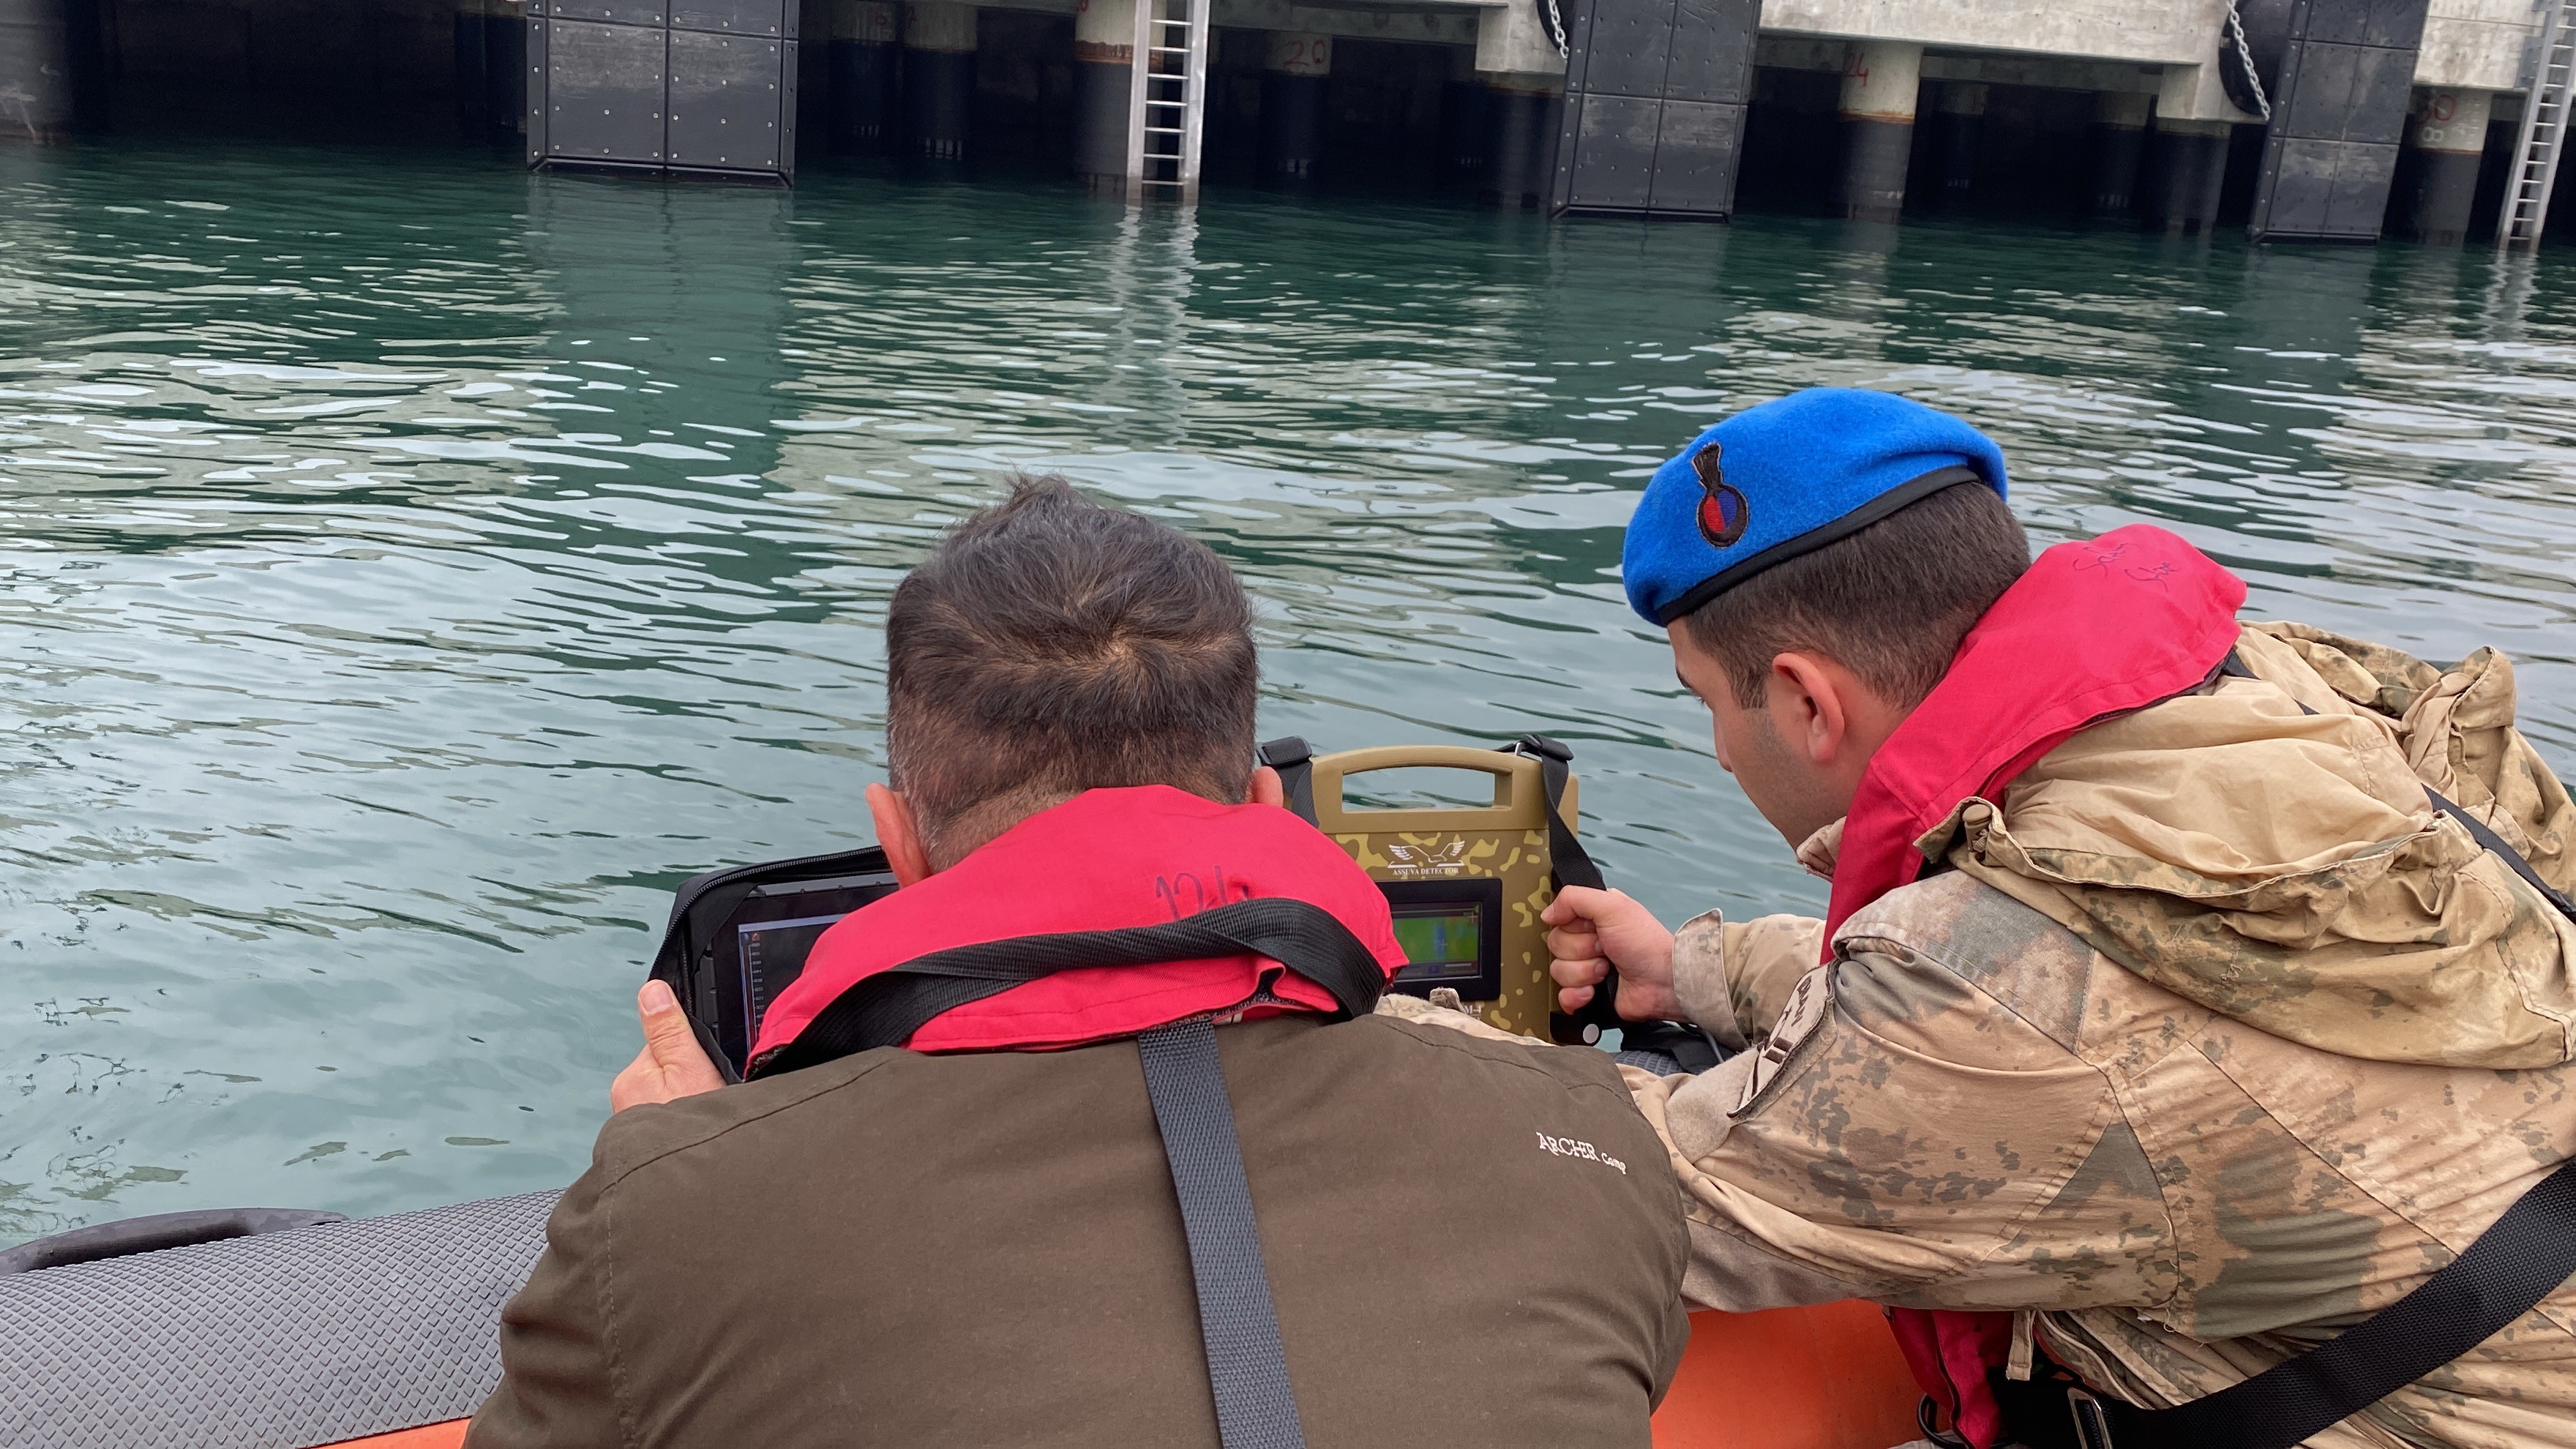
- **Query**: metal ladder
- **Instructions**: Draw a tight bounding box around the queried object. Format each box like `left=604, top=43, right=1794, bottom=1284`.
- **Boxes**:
left=1124, top=0, right=1210, bottom=203
left=2501, top=0, right=2575, bottom=249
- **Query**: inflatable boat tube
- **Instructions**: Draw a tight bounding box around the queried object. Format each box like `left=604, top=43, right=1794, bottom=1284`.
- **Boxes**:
left=0, top=1193, right=1919, bottom=1448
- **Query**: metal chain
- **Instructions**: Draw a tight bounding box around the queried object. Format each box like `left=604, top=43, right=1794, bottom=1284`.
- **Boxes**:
left=1538, top=0, right=1568, bottom=59
left=2225, top=0, right=2273, bottom=121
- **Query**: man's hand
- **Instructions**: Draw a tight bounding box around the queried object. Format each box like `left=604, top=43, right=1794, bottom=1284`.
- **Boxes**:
left=610, top=980, right=727, bottom=1112
left=1542, top=886, right=1683, bottom=1022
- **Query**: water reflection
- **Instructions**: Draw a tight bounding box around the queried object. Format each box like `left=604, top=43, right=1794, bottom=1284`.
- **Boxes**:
left=0, top=141, right=2570, bottom=1240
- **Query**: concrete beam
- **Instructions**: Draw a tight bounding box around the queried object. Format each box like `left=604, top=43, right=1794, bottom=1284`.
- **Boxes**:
left=1471, top=0, right=1557, bottom=75
left=1213, top=0, right=1480, bottom=48
left=1756, top=0, right=2223, bottom=66
left=1918, top=52, right=2160, bottom=94
left=2417, top=0, right=2533, bottom=91
left=2157, top=56, right=2261, bottom=124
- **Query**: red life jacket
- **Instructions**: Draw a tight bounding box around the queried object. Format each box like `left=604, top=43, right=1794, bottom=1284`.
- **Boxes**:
left=1824, top=525, right=2247, bottom=1448
left=749, top=785, right=1409, bottom=1058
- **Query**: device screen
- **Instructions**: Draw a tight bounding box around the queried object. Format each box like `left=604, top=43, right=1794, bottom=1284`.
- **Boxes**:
left=738, top=913, right=848, bottom=1049
left=1390, top=905, right=1483, bottom=985
left=707, top=872, right=898, bottom=1072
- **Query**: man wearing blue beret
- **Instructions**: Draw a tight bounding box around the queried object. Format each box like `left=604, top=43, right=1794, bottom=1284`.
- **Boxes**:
left=1546, top=388, right=2576, bottom=1448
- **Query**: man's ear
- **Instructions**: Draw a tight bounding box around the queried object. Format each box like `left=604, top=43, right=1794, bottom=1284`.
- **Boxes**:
left=867, top=782, right=937, bottom=887
left=1250, top=765, right=1285, bottom=809
left=1767, top=652, right=1849, bottom=767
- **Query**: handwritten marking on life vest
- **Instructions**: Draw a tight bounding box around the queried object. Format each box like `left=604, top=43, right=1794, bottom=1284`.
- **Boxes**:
left=1154, top=868, right=1253, bottom=920
left=1536, top=1131, right=1626, bottom=1175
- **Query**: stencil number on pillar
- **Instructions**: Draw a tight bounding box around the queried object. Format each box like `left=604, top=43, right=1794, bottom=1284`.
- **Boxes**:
left=1276, top=37, right=1330, bottom=77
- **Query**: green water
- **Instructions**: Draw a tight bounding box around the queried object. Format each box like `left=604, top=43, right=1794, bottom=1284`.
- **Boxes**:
left=3, top=139, right=2572, bottom=1243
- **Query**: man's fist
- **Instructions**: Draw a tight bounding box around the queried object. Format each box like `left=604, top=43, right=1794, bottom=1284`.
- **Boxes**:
left=1541, top=886, right=1684, bottom=1023
left=609, top=980, right=727, bottom=1112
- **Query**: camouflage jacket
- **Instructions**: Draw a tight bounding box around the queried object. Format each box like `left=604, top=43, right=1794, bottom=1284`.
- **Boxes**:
left=1630, top=625, right=2576, bottom=1449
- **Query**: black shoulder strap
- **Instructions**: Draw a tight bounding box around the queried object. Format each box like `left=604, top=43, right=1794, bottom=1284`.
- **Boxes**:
left=2430, top=788, right=2576, bottom=922
left=1139, top=1019, right=1309, bottom=1449
left=2048, top=654, right=2576, bottom=1449
left=2069, top=1155, right=2576, bottom=1449
left=1509, top=735, right=1623, bottom=1044
left=746, top=896, right=1386, bottom=1078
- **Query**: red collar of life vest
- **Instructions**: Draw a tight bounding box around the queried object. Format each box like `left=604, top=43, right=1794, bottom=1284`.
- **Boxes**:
left=749, top=785, right=1407, bottom=1057
left=1845, top=525, right=2244, bottom=1449
left=1823, top=523, right=2248, bottom=954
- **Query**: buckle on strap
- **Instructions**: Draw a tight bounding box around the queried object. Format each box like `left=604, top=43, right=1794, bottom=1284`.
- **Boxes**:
left=1255, top=735, right=1311, bottom=769
left=1511, top=733, right=1572, bottom=764
left=2068, top=1388, right=2117, bottom=1449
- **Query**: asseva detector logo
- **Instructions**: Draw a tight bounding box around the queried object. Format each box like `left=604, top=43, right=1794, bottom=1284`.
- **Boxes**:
left=1382, top=839, right=1469, bottom=877
left=1693, top=441, right=1749, bottom=548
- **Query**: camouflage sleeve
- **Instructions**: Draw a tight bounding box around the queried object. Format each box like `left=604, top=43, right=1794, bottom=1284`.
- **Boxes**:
left=1669, top=910, right=1827, bottom=1051
left=1630, top=940, right=2174, bottom=1316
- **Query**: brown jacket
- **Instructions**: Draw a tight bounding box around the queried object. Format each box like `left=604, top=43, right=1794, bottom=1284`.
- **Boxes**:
left=467, top=1011, right=1690, bottom=1448
left=1635, top=625, right=2576, bottom=1448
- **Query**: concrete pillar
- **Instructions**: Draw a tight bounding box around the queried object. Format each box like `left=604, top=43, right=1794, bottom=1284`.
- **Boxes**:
left=1262, top=31, right=1328, bottom=179
left=832, top=0, right=900, bottom=151
left=1837, top=40, right=1920, bottom=222
left=1931, top=81, right=1983, bottom=202
left=0, top=0, right=86, bottom=141
left=2089, top=91, right=2151, bottom=216
left=2407, top=87, right=2493, bottom=246
left=2150, top=117, right=2231, bottom=233
left=1073, top=0, right=1132, bottom=188
left=904, top=0, right=976, bottom=162
left=1483, top=71, right=1560, bottom=208
left=1442, top=45, right=1488, bottom=179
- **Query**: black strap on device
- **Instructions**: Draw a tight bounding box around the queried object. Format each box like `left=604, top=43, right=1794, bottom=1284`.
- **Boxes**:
left=751, top=899, right=1384, bottom=1449
left=1506, top=734, right=1624, bottom=1046
left=2027, top=653, right=2576, bottom=1449
left=1257, top=736, right=1317, bottom=823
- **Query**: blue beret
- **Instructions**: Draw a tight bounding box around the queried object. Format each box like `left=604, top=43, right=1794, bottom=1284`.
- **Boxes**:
left=1621, top=389, right=2010, bottom=625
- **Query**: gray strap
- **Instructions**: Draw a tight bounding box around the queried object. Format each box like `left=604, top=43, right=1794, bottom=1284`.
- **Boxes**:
left=1137, top=1020, right=1307, bottom=1449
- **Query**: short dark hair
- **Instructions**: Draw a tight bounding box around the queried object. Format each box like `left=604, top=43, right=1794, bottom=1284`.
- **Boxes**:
left=1678, top=482, right=2030, bottom=709
left=885, top=475, right=1257, bottom=858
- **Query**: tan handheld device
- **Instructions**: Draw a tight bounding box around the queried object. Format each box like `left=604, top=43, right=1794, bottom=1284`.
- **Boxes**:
left=1259, top=735, right=1619, bottom=1045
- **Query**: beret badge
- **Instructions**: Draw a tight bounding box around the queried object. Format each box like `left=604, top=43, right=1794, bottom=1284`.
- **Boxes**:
left=1692, top=441, right=1749, bottom=548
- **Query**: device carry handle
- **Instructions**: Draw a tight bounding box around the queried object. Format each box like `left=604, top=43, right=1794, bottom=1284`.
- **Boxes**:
left=1302, top=744, right=1542, bottom=835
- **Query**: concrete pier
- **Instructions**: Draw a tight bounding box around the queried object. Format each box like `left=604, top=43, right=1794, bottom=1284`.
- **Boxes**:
left=2090, top=90, right=2149, bottom=216
left=1836, top=40, right=1918, bottom=222
left=1931, top=80, right=1982, bottom=202
left=2406, top=87, right=2491, bottom=245
left=830, top=0, right=898, bottom=151
left=905, top=0, right=975, bottom=161
left=1262, top=30, right=1325, bottom=179
left=1073, top=0, right=1130, bottom=188
left=0, top=0, right=2550, bottom=245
